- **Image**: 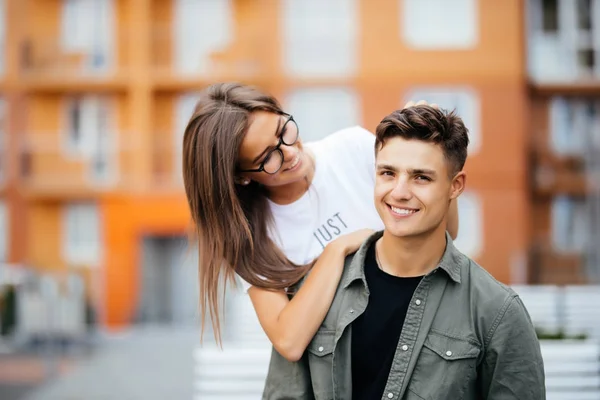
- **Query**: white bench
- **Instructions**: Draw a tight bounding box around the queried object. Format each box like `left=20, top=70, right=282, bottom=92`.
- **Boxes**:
left=194, top=286, right=600, bottom=398
left=15, top=274, right=87, bottom=345
left=193, top=345, right=271, bottom=400
left=542, top=340, right=600, bottom=400
left=563, top=285, right=600, bottom=339
left=194, top=293, right=271, bottom=399
left=512, top=285, right=562, bottom=333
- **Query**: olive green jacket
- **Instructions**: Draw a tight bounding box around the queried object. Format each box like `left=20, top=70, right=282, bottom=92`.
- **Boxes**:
left=263, top=231, right=546, bottom=400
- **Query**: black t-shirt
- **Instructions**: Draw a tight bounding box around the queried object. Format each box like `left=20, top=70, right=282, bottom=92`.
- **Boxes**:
left=351, top=241, right=423, bottom=400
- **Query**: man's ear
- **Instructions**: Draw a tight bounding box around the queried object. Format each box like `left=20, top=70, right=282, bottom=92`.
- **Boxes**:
left=449, top=171, right=466, bottom=200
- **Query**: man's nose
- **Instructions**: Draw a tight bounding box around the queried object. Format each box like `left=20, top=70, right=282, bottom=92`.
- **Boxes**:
left=390, top=179, right=412, bottom=201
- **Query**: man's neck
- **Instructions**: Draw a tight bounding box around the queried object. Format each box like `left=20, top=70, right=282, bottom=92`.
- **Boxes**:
left=377, top=225, right=448, bottom=278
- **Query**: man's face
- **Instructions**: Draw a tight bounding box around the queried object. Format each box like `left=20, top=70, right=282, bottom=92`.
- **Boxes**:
left=374, top=137, right=465, bottom=239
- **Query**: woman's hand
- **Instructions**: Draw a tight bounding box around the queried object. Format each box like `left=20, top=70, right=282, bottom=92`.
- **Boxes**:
left=248, top=228, right=375, bottom=361
left=328, top=228, right=376, bottom=256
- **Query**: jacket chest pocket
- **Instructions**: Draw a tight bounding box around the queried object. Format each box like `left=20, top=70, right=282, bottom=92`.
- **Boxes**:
left=307, top=330, right=336, bottom=400
left=406, top=330, right=481, bottom=400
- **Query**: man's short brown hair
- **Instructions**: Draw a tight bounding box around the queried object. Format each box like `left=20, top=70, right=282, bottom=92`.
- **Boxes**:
left=375, top=105, right=470, bottom=177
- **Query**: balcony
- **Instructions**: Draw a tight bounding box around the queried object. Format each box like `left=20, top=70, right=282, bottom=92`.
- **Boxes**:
left=18, top=133, right=185, bottom=198
left=19, top=37, right=128, bottom=91
left=529, top=241, right=587, bottom=284
left=150, top=22, right=269, bottom=90
left=18, top=132, right=130, bottom=198
left=527, top=0, right=600, bottom=86
left=531, top=149, right=589, bottom=197
left=148, top=135, right=184, bottom=192
left=529, top=96, right=600, bottom=196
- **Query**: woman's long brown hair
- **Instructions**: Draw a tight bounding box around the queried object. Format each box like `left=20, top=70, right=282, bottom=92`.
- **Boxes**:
left=182, top=83, right=311, bottom=344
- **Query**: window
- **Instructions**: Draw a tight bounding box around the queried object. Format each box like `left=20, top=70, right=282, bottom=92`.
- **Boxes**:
left=551, top=196, right=589, bottom=253
left=528, top=0, right=600, bottom=81
left=173, top=0, right=233, bottom=74
left=282, top=0, right=358, bottom=77
left=89, top=102, right=114, bottom=184
left=549, top=97, right=598, bottom=156
left=0, top=201, right=7, bottom=262
left=542, top=0, right=559, bottom=32
left=66, top=96, right=104, bottom=155
left=403, top=88, right=481, bottom=154
left=65, top=96, right=115, bottom=183
left=285, top=87, right=361, bottom=142
left=60, top=0, right=114, bottom=71
left=402, top=0, right=478, bottom=49
left=453, top=191, right=483, bottom=259
left=63, top=203, right=101, bottom=266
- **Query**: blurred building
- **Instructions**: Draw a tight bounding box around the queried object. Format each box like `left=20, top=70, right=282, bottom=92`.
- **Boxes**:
left=0, top=0, right=597, bottom=329
left=526, top=0, right=600, bottom=284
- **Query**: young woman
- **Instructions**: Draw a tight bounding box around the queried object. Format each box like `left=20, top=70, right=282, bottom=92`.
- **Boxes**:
left=182, top=82, right=458, bottom=361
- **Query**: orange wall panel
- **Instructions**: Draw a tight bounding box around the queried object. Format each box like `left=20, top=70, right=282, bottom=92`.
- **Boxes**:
left=150, top=0, right=174, bottom=71
left=152, top=93, right=176, bottom=180
left=360, top=0, right=524, bottom=80
left=28, top=202, right=63, bottom=271
left=476, top=187, right=530, bottom=283
left=25, top=0, right=61, bottom=49
left=29, top=95, right=61, bottom=133
left=115, top=0, right=131, bottom=70
left=102, top=194, right=191, bottom=327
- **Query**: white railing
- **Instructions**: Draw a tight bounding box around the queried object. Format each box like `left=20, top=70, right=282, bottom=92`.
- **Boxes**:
left=542, top=340, right=600, bottom=400
left=193, top=285, right=600, bottom=398
left=0, top=265, right=89, bottom=348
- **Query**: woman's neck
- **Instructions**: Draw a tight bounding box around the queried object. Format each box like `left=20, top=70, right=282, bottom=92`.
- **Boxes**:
left=267, top=150, right=316, bottom=205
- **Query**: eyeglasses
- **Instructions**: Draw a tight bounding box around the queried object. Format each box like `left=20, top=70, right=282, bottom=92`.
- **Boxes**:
left=239, top=114, right=299, bottom=175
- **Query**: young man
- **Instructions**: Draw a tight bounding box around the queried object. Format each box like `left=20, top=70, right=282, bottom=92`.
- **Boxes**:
left=262, top=105, right=545, bottom=399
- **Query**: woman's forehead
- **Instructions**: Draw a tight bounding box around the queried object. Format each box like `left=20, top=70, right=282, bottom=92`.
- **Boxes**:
left=238, top=111, right=281, bottom=163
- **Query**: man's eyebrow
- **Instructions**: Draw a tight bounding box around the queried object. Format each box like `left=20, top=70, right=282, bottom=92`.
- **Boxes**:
left=409, top=168, right=437, bottom=176
left=376, top=163, right=398, bottom=172
left=251, top=117, right=283, bottom=164
left=375, top=165, right=438, bottom=176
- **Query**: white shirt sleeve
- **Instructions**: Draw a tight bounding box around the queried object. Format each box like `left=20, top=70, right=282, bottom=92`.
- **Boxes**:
left=237, top=274, right=253, bottom=293
left=349, top=126, right=376, bottom=182
left=323, top=126, right=376, bottom=182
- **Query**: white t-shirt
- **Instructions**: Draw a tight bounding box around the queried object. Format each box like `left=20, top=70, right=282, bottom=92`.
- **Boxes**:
left=240, top=126, right=385, bottom=292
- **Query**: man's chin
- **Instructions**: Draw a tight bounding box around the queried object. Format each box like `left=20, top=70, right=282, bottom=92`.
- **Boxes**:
left=383, top=227, right=418, bottom=239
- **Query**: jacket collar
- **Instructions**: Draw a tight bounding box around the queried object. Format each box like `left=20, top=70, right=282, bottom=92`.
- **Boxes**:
left=342, top=230, right=467, bottom=289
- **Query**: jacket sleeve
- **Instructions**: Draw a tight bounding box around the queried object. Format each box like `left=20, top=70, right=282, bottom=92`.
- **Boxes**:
left=262, top=346, right=315, bottom=400
left=478, top=296, right=546, bottom=399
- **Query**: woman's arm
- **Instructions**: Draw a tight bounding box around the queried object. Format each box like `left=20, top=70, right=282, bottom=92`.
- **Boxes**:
left=248, top=229, right=373, bottom=362
left=447, top=198, right=459, bottom=240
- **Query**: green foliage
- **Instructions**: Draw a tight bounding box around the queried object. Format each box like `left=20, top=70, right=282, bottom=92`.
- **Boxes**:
left=535, top=327, right=587, bottom=340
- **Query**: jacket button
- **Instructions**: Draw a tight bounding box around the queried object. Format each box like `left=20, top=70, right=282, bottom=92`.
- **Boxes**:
left=446, top=350, right=452, bottom=356
left=387, top=393, right=394, bottom=399
left=318, top=346, right=324, bottom=352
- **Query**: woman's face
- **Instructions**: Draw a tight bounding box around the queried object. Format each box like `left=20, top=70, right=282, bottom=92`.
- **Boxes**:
left=237, top=111, right=312, bottom=188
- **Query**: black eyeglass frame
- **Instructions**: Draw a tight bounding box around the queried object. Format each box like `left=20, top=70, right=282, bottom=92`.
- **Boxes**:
left=239, top=113, right=299, bottom=175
